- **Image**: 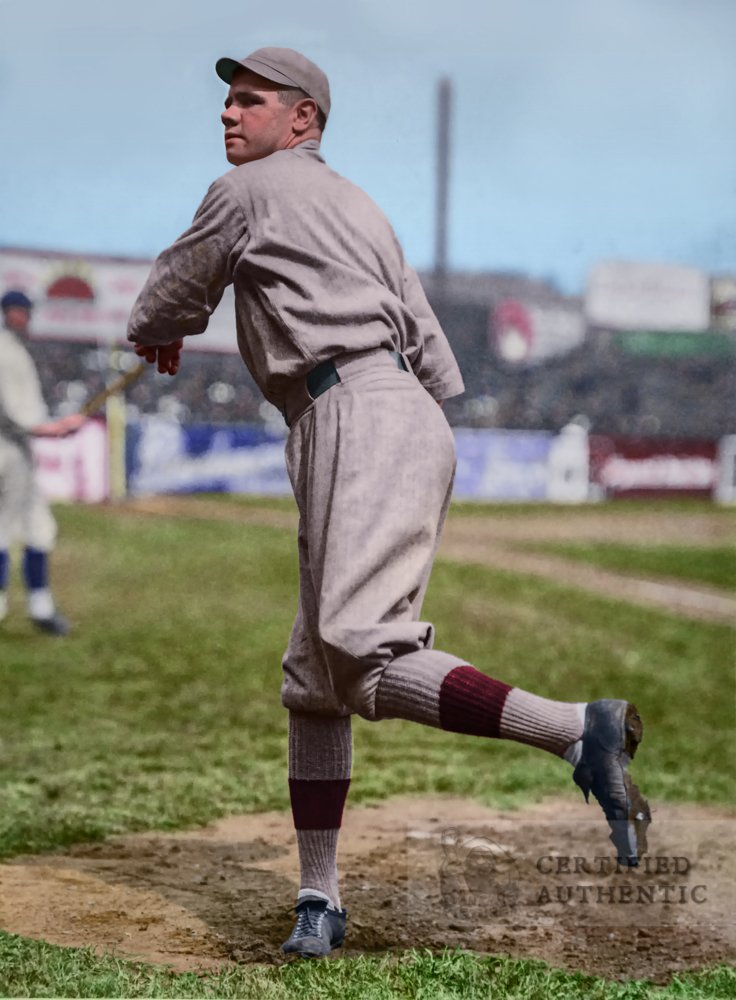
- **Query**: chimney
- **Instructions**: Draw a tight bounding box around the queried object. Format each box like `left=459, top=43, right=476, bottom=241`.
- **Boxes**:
left=434, top=77, right=452, bottom=297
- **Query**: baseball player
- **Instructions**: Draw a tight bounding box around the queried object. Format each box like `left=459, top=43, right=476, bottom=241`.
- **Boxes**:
left=127, top=48, right=650, bottom=959
left=0, top=291, right=84, bottom=635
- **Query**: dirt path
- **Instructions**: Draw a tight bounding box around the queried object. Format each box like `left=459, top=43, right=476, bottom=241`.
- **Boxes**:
left=1, top=796, right=733, bottom=983
left=121, top=497, right=736, bottom=625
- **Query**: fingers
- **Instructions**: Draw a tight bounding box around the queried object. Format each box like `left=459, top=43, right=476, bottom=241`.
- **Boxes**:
left=134, top=344, right=158, bottom=364
left=34, top=413, right=87, bottom=438
left=134, top=340, right=183, bottom=376
left=65, top=413, right=87, bottom=433
left=57, top=414, right=86, bottom=437
left=157, top=342, right=182, bottom=376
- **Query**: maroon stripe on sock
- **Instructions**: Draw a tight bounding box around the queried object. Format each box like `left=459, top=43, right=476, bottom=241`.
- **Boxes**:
left=288, top=778, right=351, bottom=830
left=439, top=666, right=512, bottom=737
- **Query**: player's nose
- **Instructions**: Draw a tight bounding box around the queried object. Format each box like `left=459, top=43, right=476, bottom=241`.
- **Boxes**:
left=221, top=106, right=238, bottom=127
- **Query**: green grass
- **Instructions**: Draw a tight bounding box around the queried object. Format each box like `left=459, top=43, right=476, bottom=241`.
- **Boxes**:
left=0, top=504, right=733, bottom=860
left=1, top=935, right=734, bottom=1000
left=0, top=501, right=734, bottom=997
left=520, top=541, right=735, bottom=592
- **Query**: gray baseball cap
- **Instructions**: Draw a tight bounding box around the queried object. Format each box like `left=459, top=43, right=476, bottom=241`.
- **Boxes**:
left=215, top=47, right=331, bottom=120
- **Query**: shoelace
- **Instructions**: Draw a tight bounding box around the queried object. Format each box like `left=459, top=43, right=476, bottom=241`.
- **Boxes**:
left=293, top=905, right=326, bottom=938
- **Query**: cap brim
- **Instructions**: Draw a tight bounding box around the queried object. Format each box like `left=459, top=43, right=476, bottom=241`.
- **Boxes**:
left=215, top=57, right=244, bottom=84
left=215, top=56, right=300, bottom=90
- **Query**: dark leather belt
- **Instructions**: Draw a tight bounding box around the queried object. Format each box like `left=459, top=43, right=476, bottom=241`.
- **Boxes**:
left=282, top=349, right=411, bottom=428
left=307, top=350, right=408, bottom=401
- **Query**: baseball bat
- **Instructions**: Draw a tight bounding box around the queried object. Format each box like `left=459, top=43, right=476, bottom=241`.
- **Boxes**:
left=80, top=362, right=147, bottom=416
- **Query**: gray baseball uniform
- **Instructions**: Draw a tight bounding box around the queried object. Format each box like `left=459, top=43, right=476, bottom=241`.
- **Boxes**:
left=128, top=138, right=465, bottom=717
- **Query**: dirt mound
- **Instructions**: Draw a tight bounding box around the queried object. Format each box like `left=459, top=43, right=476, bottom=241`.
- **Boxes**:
left=2, top=796, right=734, bottom=983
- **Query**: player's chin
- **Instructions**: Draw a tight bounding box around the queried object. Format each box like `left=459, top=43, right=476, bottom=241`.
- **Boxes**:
left=224, top=143, right=251, bottom=166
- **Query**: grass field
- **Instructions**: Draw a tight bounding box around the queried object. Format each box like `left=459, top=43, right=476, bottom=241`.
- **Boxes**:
left=0, top=500, right=734, bottom=998
left=2, top=934, right=735, bottom=1000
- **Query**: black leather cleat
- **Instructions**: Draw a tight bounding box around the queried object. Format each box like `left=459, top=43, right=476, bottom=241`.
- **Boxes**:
left=573, top=699, right=651, bottom=867
left=31, top=613, right=71, bottom=637
left=281, top=897, right=347, bottom=958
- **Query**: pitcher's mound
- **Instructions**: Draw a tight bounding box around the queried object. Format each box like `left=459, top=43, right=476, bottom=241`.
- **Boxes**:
left=1, top=796, right=733, bottom=983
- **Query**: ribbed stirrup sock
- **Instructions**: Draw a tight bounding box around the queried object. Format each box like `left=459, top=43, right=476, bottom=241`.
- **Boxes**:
left=374, top=650, right=584, bottom=757
left=288, top=712, right=352, bottom=908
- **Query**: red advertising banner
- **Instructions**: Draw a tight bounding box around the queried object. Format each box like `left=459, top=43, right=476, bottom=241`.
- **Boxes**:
left=589, top=436, right=718, bottom=499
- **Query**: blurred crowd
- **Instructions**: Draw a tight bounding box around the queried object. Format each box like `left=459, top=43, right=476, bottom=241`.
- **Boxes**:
left=28, top=321, right=735, bottom=440
left=442, top=333, right=735, bottom=439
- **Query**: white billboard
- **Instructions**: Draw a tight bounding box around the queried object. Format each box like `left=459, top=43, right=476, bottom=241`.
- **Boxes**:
left=585, top=261, right=711, bottom=332
left=32, top=419, right=109, bottom=503
left=0, top=247, right=239, bottom=353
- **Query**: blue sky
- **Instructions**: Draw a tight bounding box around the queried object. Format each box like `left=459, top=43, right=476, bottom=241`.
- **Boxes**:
left=1, top=0, right=734, bottom=292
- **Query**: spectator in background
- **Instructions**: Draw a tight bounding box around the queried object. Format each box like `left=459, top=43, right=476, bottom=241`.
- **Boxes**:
left=0, top=291, right=84, bottom=635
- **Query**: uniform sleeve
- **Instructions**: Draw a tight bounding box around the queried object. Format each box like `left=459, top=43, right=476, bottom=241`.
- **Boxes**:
left=401, top=261, right=465, bottom=401
left=127, top=174, right=248, bottom=347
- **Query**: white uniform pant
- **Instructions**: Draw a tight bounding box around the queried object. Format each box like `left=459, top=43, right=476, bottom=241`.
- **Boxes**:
left=281, top=352, right=456, bottom=720
left=0, top=437, right=57, bottom=552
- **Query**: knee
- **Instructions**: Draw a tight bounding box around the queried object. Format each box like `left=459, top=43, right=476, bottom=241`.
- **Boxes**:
left=318, top=622, right=353, bottom=662
left=318, top=623, right=384, bottom=721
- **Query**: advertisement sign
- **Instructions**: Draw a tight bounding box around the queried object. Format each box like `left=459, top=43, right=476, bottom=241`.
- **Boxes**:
left=126, top=424, right=560, bottom=502
left=32, top=419, right=108, bottom=503
left=586, top=261, right=711, bottom=332
left=124, top=423, right=598, bottom=503
left=453, top=430, right=552, bottom=500
left=127, top=416, right=291, bottom=496
left=0, top=247, right=240, bottom=353
left=589, top=436, right=718, bottom=498
left=35, top=421, right=728, bottom=505
left=490, top=299, right=586, bottom=365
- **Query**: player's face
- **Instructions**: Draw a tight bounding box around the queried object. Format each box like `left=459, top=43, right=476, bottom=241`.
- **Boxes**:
left=222, top=69, right=297, bottom=165
left=2, top=306, right=31, bottom=334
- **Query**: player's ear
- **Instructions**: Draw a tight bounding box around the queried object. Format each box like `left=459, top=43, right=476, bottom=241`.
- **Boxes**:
left=292, top=97, right=319, bottom=134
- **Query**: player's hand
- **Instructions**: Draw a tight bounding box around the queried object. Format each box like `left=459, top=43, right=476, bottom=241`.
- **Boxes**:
left=133, top=339, right=183, bottom=376
left=33, top=413, right=87, bottom=438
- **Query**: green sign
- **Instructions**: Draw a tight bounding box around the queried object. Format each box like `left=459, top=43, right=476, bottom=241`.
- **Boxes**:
left=614, top=331, right=735, bottom=357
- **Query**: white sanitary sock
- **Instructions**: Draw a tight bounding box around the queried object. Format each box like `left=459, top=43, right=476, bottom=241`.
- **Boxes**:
left=297, top=887, right=340, bottom=909
left=28, top=588, right=55, bottom=620
left=562, top=703, right=588, bottom=767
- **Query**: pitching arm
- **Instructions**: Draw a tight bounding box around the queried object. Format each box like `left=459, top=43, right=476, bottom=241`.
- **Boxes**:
left=127, top=174, right=248, bottom=373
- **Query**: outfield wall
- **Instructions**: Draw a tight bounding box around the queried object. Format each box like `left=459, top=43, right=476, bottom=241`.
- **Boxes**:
left=33, top=420, right=735, bottom=504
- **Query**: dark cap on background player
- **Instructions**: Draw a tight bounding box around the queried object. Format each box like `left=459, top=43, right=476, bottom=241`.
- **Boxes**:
left=215, top=47, right=331, bottom=121
left=1, top=290, right=33, bottom=334
left=1, top=290, right=33, bottom=313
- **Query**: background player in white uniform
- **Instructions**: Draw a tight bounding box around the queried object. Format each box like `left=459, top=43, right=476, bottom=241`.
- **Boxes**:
left=0, top=291, right=83, bottom=635
left=127, top=48, right=650, bottom=959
